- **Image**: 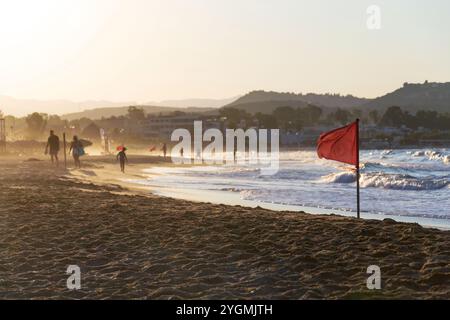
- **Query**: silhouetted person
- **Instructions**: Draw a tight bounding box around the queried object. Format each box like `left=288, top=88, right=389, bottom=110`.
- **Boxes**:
left=117, top=147, right=129, bottom=173
left=180, top=147, right=184, bottom=158
left=69, top=136, right=83, bottom=168
left=162, top=143, right=167, bottom=158
left=45, top=130, right=60, bottom=166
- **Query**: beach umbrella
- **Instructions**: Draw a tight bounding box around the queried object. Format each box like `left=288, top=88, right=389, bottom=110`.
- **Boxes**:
left=317, top=119, right=361, bottom=218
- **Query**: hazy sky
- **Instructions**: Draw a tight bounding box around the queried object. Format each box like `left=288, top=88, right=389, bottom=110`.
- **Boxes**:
left=1, top=0, right=450, bottom=107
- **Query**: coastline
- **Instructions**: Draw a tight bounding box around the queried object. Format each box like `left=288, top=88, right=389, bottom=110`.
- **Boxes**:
left=0, top=155, right=449, bottom=299
left=72, top=154, right=450, bottom=230
left=142, top=187, right=450, bottom=231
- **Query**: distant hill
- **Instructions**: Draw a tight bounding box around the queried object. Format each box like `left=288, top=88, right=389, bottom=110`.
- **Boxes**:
left=226, top=90, right=368, bottom=112
left=148, top=96, right=240, bottom=109
left=4, top=82, right=450, bottom=119
left=224, top=83, right=450, bottom=114
left=61, top=106, right=215, bottom=121
left=361, top=82, right=450, bottom=113
left=223, top=100, right=311, bottom=114
left=0, top=95, right=136, bottom=117
left=0, top=95, right=236, bottom=118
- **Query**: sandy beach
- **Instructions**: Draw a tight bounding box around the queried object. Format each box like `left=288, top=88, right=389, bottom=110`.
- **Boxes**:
left=0, top=155, right=449, bottom=299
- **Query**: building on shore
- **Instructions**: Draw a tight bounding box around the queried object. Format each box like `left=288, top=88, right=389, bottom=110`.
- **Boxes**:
left=137, top=114, right=199, bottom=139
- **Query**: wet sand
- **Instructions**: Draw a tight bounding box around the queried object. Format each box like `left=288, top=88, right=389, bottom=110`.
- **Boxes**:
left=0, top=156, right=449, bottom=299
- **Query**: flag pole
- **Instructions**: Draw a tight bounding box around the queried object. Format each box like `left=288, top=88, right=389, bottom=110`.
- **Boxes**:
left=356, top=119, right=360, bottom=219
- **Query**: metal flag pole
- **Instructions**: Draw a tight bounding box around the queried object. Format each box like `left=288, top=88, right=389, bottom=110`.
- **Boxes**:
left=356, top=119, right=360, bottom=219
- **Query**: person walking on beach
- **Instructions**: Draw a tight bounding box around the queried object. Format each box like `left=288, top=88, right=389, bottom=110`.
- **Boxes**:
left=45, top=130, right=60, bottom=166
left=117, top=147, right=129, bottom=173
left=69, top=136, right=84, bottom=169
left=162, top=143, right=167, bottom=158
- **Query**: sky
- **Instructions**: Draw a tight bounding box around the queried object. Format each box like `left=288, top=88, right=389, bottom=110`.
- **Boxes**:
left=1, top=0, right=450, bottom=114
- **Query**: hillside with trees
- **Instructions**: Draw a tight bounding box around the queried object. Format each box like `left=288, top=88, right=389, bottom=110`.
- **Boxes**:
left=226, top=90, right=368, bottom=111
left=361, top=81, right=450, bottom=113
left=225, top=82, right=450, bottom=115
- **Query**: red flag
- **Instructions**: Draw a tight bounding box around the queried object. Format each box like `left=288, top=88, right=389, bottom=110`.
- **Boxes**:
left=317, top=121, right=359, bottom=166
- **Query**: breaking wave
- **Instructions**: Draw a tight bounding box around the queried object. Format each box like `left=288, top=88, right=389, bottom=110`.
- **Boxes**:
left=321, top=171, right=356, bottom=184
left=360, top=173, right=449, bottom=190
left=322, top=171, right=449, bottom=191
left=411, top=149, right=450, bottom=164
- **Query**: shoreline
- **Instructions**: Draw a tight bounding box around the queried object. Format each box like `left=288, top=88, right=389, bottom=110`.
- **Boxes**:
left=1, top=155, right=449, bottom=299
left=143, top=187, right=450, bottom=231
left=66, top=155, right=450, bottom=230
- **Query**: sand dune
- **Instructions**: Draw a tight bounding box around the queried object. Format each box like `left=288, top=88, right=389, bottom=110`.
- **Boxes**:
left=0, top=157, right=449, bottom=299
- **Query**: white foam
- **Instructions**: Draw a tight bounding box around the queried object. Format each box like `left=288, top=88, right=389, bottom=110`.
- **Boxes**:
left=360, top=173, right=449, bottom=190
left=443, top=155, right=450, bottom=164
left=321, top=171, right=356, bottom=184
left=412, top=151, right=425, bottom=157
left=426, top=150, right=443, bottom=161
left=322, top=170, right=449, bottom=191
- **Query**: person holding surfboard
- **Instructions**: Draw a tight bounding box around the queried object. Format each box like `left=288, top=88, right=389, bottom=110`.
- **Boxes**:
left=69, top=136, right=84, bottom=169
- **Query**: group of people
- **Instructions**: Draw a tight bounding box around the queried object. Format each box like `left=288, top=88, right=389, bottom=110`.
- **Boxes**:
left=45, top=130, right=84, bottom=168
left=45, top=130, right=171, bottom=173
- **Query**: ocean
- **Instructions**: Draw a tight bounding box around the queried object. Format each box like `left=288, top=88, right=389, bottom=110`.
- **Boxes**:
left=131, top=148, right=450, bottom=228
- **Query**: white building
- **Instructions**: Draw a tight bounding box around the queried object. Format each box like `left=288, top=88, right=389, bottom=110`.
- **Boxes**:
left=137, top=114, right=200, bottom=139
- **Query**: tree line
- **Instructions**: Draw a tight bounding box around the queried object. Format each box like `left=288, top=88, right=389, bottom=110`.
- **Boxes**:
left=378, top=106, right=450, bottom=130
left=220, top=105, right=450, bottom=131
left=2, top=104, right=450, bottom=142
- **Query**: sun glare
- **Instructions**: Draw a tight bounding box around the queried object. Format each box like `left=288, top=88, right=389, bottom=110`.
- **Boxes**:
left=0, top=0, right=115, bottom=80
